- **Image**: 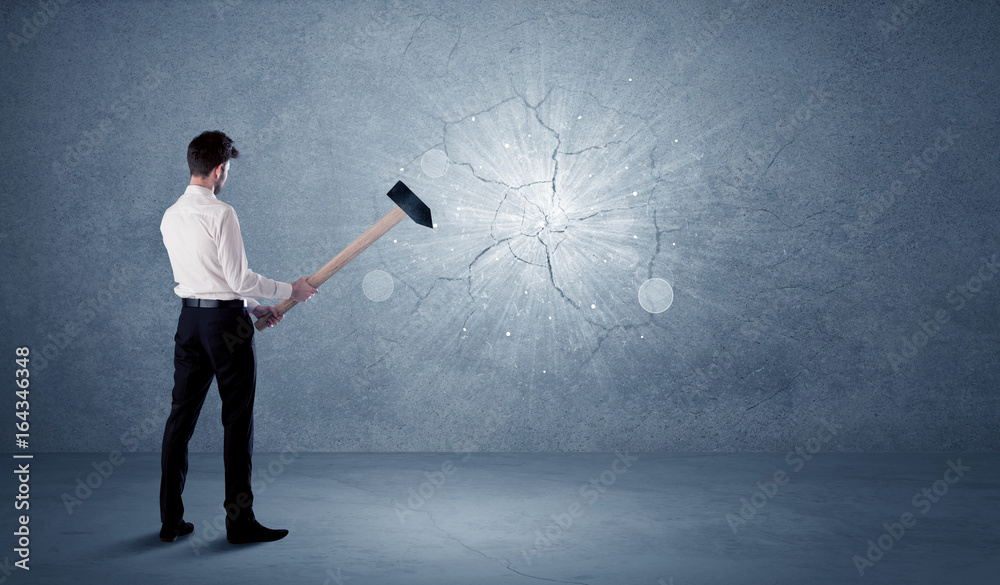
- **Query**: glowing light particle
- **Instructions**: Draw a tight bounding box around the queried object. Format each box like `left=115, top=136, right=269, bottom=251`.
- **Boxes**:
left=633, top=191, right=638, bottom=196
left=420, top=149, right=449, bottom=178
left=362, top=270, right=394, bottom=302
left=674, top=139, right=678, bottom=143
left=577, top=115, right=582, bottom=119
left=506, top=332, right=510, bottom=337
left=472, top=116, right=475, bottom=121
left=639, top=278, right=674, bottom=313
left=591, top=304, right=596, bottom=309
left=504, top=143, right=510, bottom=148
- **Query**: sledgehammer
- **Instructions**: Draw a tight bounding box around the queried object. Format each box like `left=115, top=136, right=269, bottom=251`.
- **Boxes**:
left=254, top=181, right=433, bottom=331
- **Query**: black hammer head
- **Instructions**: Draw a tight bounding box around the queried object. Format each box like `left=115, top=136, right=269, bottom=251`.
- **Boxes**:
left=387, top=181, right=433, bottom=229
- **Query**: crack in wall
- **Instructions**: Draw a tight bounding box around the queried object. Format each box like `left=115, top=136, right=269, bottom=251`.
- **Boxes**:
left=446, top=88, right=646, bottom=314
left=388, top=80, right=663, bottom=369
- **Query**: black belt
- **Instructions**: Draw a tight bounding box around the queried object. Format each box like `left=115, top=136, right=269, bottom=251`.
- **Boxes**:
left=182, top=298, right=245, bottom=308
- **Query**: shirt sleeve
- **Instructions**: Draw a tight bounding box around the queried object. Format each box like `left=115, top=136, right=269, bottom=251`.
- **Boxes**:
left=245, top=297, right=260, bottom=312
left=216, top=206, right=294, bottom=303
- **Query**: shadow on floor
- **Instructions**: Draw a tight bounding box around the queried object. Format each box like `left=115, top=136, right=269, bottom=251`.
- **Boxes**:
left=94, top=530, right=269, bottom=559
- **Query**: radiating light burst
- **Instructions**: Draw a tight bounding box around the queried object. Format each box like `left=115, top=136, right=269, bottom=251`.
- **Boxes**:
left=376, top=83, right=666, bottom=383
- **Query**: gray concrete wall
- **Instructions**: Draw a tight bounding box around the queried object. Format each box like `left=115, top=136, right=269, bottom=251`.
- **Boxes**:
left=2, top=0, right=997, bottom=452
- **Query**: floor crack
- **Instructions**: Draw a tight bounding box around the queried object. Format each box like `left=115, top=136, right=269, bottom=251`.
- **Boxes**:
left=420, top=509, right=591, bottom=585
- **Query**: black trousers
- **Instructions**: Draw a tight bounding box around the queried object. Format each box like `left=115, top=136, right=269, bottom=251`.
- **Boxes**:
left=160, top=304, right=257, bottom=527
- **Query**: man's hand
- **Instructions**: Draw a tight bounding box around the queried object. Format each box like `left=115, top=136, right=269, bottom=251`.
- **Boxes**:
left=291, top=276, right=319, bottom=303
left=252, top=305, right=284, bottom=328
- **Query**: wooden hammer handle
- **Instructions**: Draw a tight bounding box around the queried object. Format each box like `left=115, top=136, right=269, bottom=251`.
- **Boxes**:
left=254, top=205, right=408, bottom=331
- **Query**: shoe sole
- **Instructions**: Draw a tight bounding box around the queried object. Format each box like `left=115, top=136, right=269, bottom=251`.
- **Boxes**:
left=160, top=523, right=193, bottom=543
left=227, top=531, right=288, bottom=544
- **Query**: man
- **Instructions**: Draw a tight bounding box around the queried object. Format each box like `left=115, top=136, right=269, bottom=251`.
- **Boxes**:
left=158, top=130, right=318, bottom=544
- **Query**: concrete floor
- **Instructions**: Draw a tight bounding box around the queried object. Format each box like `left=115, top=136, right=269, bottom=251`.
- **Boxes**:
left=9, top=452, right=998, bottom=584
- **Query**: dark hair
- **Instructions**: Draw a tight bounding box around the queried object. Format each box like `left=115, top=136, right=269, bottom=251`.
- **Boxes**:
left=187, top=130, right=240, bottom=177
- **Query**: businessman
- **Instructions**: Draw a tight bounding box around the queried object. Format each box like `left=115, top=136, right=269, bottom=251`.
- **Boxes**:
left=158, top=130, right=318, bottom=544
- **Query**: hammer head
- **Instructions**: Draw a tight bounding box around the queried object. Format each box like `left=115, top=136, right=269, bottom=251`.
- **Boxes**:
left=387, top=181, right=433, bottom=229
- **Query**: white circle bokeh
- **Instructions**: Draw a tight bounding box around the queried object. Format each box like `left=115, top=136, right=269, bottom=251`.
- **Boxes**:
left=363, top=270, right=394, bottom=302
left=639, top=278, right=673, bottom=313
left=420, top=149, right=449, bottom=178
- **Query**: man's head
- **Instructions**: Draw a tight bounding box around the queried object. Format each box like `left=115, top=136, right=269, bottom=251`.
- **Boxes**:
left=188, top=130, right=239, bottom=194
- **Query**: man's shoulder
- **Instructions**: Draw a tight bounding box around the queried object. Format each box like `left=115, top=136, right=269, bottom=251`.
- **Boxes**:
left=163, top=192, right=234, bottom=217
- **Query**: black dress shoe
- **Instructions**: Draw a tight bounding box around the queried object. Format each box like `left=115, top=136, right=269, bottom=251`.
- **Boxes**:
left=226, top=519, right=288, bottom=544
left=159, top=519, right=194, bottom=542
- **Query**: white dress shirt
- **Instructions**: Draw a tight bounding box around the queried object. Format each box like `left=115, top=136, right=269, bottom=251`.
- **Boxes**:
left=160, top=185, right=292, bottom=312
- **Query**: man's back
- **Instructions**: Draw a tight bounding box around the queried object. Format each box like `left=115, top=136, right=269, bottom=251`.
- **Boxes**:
left=160, top=184, right=289, bottom=305
left=161, top=185, right=235, bottom=300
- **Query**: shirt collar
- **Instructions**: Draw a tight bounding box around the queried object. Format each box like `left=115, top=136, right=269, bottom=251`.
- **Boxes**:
left=184, top=184, right=217, bottom=198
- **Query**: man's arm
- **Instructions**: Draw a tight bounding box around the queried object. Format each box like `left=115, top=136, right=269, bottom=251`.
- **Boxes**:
left=251, top=303, right=284, bottom=328
left=216, top=206, right=294, bottom=302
